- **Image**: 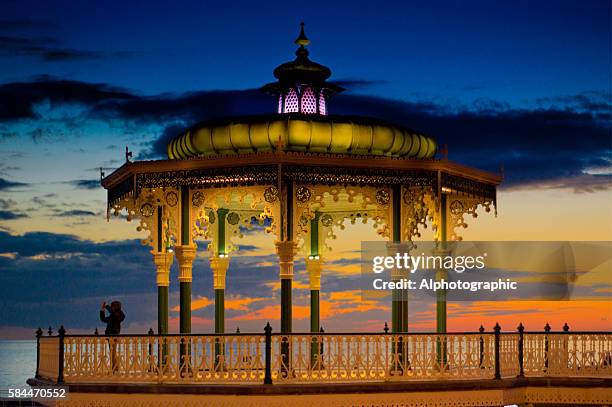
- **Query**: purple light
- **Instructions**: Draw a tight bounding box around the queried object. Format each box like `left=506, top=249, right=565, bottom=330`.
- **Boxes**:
left=318, top=91, right=327, bottom=115
left=284, top=88, right=299, bottom=113
left=301, top=87, right=317, bottom=114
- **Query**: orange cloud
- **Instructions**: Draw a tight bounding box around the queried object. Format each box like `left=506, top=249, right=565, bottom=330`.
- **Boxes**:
left=264, top=280, right=310, bottom=292
left=225, top=296, right=267, bottom=311
left=171, top=296, right=214, bottom=312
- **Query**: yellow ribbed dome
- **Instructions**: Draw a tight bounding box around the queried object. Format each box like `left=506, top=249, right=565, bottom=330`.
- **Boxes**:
left=168, top=115, right=437, bottom=160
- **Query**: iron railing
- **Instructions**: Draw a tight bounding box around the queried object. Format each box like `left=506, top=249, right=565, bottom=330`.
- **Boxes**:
left=35, top=324, right=612, bottom=385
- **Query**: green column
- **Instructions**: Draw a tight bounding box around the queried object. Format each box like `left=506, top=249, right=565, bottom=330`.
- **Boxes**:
left=180, top=186, right=191, bottom=335
left=215, top=208, right=228, bottom=334
left=310, top=212, right=320, bottom=332
left=309, top=213, right=321, bottom=368
left=214, top=209, right=228, bottom=369
left=281, top=279, right=292, bottom=332
left=158, top=286, right=168, bottom=334
left=180, top=282, right=191, bottom=333
left=437, top=193, right=447, bottom=334
left=156, top=206, right=168, bottom=336
left=391, top=185, right=407, bottom=333
left=281, top=181, right=293, bottom=334
left=436, top=192, right=448, bottom=367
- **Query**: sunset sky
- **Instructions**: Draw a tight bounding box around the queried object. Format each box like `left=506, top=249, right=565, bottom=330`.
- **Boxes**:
left=0, top=0, right=610, bottom=338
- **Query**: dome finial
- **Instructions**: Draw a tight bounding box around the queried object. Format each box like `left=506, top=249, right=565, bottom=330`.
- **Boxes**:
left=295, top=22, right=310, bottom=47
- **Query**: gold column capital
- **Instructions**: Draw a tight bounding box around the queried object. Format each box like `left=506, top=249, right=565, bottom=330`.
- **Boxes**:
left=174, top=245, right=197, bottom=283
left=210, top=255, right=230, bottom=290
left=275, top=240, right=297, bottom=279
left=305, top=257, right=323, bottom=290
left=152, top=251, right=174, bottom=287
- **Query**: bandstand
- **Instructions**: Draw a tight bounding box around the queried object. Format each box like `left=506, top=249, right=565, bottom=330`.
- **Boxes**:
left=101, top=23, right=499, bottom=339
left=28, top=25, right=612, bottom=407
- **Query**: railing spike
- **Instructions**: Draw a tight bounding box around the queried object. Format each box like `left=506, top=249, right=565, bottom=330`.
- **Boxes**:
left=563, top=322, right=570, bottom=332
left=236, top=327, right=240, bottom=333
left=384, top=322, right=389, bottom=333
left=48, top=326, right=53, bottom=336
left=544, top=322, right=551, bottom=332
left=479, top=325, right=485, bottom=333
left=36, top=327, right=43, bottom=338
left=148, top=327, right=154, bottom=335
left=58, top=325, right=66, bottom=336
left=517, top=322, right=524, bottom=333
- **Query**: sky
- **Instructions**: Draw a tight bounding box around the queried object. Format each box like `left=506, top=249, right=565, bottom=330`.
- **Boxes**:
left=0, top=0, right=610, bottom=338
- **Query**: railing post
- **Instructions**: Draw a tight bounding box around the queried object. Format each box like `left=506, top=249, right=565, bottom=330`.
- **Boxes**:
left=384, top=322, right=389, bottom=334
left=544, top=322, right=550, bottom=370
left=57, top=325, right=66, bottom=383
left=562, top=322, right=570, bottom=372
left=264, top=322, right=272, bottom=385
left=517, top=322, right=524, bottom=378
left=319, top=326, right=324, bottom=365
left=35, top=328, right=42, bottom=378
left=478, top=325, right=484, bottom=368
left=493, top=322, right=501, bottom=379
left=148, top=328, right=154, bottom=372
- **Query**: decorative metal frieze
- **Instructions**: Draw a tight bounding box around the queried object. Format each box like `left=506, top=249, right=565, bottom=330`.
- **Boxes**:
left=320, top=214, right=333, bottom=227
left=107, top=175, right=134, bottom=210
left=401, top=186, right=436, bottom=242
left=227, top=212, right=240, bottom=225
left=442, top=172, right=497, bottom=204
left=165, top=191, right=178, bottom=207
left=139, top=203, right=154, bottom=218
left=295, top=186, right=312, bottom=203
left=190, top=185, right=281, bottom=254
left=111, top=187, right=180, bottom=251
left=294, top=184, right=391, bottom=253
left=445, top=192, right=494, bottom=241
left=375, top=189, right=390, bottom=205
left=284, top=166, right=438, bottom=188
left=264, top=186, right=279, bottom=203
left=191, top=190, right=205, bottom=207
left=135, top=166, right=279, bottom=191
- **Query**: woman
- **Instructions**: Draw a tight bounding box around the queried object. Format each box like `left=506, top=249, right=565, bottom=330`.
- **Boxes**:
left=100, top=301, right=125, bottom=373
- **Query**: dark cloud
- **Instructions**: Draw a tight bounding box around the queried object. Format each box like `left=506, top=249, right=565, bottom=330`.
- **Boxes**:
left=53, top=209, right=97, bottom=217
left=0, top=35, right=106, bottom=62
left=0, top=198, right=16, bottom=209
left=0, top=177, right=28, bottom=190
left=0, top=76, right=609, bottom=191
left=0, top=231, right=280, bottom=331
left=0, top=210, right=28, bottom=220
left=0, top=19, right=58, bottom=31
left=67, top=179, right=101, bottom=190
left=138, top=123, right=185, bottom=159
left=331, top=79, right=387, bottom=88
left=0, top=77, right=134, bottom=121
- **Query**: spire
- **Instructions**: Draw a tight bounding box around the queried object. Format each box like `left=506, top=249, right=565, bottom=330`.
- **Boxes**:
left=294, top=22, right=310, bottom=48
left=261, top=23, right=344, bottom=115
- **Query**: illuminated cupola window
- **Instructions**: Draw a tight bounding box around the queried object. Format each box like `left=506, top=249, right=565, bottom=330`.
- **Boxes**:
left=264, top=23, right=343, bottom=116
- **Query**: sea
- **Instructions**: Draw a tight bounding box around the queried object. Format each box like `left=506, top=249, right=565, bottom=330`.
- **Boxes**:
left=0, top=340, right=36, bottom=390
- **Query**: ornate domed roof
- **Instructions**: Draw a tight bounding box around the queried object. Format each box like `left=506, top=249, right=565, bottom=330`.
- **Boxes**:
left=167, top=114, right=437, bottom=160
left=262, top=23, right=343, bottom=95
left=167, top=24, right=437, bottom=160
left=272, top=23, right=332, bottom=84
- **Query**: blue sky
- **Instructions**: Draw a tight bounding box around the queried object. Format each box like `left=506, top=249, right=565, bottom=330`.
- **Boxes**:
left=0, top=0, right=610, bottom=337
left=1, top=0, right=610, bottom=102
